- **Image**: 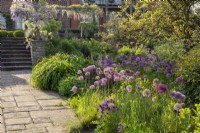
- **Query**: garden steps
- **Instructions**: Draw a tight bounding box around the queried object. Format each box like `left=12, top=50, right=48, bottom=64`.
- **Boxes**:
left=0, top=38, right=32, bottom=71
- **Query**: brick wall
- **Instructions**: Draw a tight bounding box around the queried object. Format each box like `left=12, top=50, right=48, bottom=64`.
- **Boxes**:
left=0, top=0, right=12, bottom=13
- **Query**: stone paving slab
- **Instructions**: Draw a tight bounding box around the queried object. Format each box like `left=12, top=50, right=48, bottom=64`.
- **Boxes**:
left=0, top=71, right=79, bottom=133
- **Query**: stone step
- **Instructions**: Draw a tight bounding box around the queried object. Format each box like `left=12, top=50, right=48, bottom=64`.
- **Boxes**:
left=1, top=58, right=32, bottom=62
left=1, top=62, right=32, bottom=66
left=1, top=53, right=31, bottom=58
left=0, top=37, right=25, bottom=42
left=0, top=47, right=27, bottom=50
left=0, top=66, right=32, bottom=71
left=1, top=50, right=30, bottom=54
left=0, top=43, right=26, bottom=47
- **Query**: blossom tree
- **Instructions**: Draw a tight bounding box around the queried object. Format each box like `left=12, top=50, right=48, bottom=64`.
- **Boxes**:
left=10, top=0, right=58, bottom=40
left=10, top=0, right=103, bottom=39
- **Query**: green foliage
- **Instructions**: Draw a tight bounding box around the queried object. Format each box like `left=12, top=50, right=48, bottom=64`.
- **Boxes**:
left=118, top=46, right=133, bottom=56
left=101, top=1, right=200, bottom=50
left=79, top=22, right=98, bottom=38
left=154, top=40, right=185, bottom=60
left=13, top=30, right=25, bottom=37
left=7, top=31, right=14, bottom=37
left=58, top=76, right=80, bottom=96
left=67, top=91, right=105, bottom=129
left=0, top=30, right=8, bottom=37
left=176, top=46, right=200, bottom=104
left=2, top=13, right=13, bottom=30
left=46, top=37, right=106, bottom=60
left=41, top=19, right=61, bottom=38
left=59, top=39, right=76, bottom=54
left=32, top=53, right=74, bottom=91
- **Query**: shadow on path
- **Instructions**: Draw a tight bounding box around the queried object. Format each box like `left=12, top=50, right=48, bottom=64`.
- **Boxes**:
left=0, top=70, right=31, bottom=89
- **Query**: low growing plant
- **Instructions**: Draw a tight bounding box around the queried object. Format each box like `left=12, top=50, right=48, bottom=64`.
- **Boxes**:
left=13, top=30, right=25, bottom=37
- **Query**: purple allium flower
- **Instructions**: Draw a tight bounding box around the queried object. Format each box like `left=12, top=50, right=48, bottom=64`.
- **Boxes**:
left=85, top=72, right=90, bottom=77
left=90, top=85, right=95, bottom=89
left=173, top=103, right=185, bottom=112
left=78, top=76, right=84, bottom=80
left=100, top=78, right=107, bottom=86
left=176, top=77, right=184, bottom=83
left=105, top=74, right=112, bottom=80
left=96, top=68, right=101, bottom=74
left=71, top=86, right=77, bottom=93
left=77, top=70, right=82, bottom=74
left=170, top=91, right=186, bottom=101
left=94, top=81, right=100, bottom=86
left=127, top=76, right=134, bottom=82
left=142, top=89, right=151, bottom=97
left=157, top=83, right=168, bottom=93
left=114, top=76, right=120, bottom=82
left=126, top=85, right=133, bottom=92
left=134, top=71, right=140, bottom=76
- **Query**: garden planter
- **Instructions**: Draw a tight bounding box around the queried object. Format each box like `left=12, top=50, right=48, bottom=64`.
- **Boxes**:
left=30, top=40, right=46, bottom=66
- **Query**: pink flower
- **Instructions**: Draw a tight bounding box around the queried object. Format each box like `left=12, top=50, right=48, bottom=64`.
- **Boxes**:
left=94, top=81, right=99, bottom=86
left=77, top=70, right=82, bottom=74
left=90, top=85, right=95, bottom=89
left=85, top=72, right=90, bottom=77
left=71, top=86, right=77, bottom=93
left=78, top=76, right=84, bottom=80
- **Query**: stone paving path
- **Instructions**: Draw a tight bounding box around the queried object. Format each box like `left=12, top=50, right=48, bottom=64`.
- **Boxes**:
left=0, top=71, right=78, bottom=133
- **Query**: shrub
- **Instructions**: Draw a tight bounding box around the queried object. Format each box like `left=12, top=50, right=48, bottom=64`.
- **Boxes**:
left=13, top=30, right=25, bottom=37
left=32, top=53, right=90, bottom=93
left=176, top=46, right=200, bottom=105
left=7, top=31, right=14, bottom=37
left=68, top=91, right=105, bottom=129
left=58, top=76, right=86, bottom=96
left=118, top=46, right=134, bottom=56
left=0, top=30, right=8, bottom=37
left=32, top=53, right=74, bottom=91
left=59, top=39, right=76, bottom=54
left=154, top=40, right=185, bottom=60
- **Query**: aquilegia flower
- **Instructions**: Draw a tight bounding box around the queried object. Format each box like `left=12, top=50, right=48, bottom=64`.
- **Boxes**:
left=71, top=86, right=77, bottom=93
left=157, top=83, right=168, bottom=93
left=99, top=98, right=115, bottom=117
left=117, top=123, right=123, bottom=133
left=170, top=91, right=186, bottom=101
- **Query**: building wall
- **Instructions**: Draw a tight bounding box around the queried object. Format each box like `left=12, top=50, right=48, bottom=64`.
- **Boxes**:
left=0, top=0, right=12, bottom=13
left=70, top=0, right=80, bottom=29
